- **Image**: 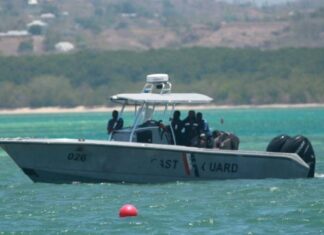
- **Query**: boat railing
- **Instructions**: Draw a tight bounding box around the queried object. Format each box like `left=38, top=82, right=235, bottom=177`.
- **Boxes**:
left=142, top=81, right=172, bottom=94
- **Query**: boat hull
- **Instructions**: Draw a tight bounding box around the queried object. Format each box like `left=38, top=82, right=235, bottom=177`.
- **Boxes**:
left=0, top=138, right=310, bottom=183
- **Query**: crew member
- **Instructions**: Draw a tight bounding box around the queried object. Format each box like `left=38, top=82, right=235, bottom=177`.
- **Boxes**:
left=196, top=112, right=210, bottom=135
left=212, top=130, right=240, bottom=150
left=170, top=110, right=183, bottom=145
left=107, top=110, right=124, bottom=135
left=182, top=110, right=199, bottom=146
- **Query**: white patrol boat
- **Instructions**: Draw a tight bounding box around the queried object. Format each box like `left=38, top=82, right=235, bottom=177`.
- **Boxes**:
left=0, top=74, right=316, bottom=183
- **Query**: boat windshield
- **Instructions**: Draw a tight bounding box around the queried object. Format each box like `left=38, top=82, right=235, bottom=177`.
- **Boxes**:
left=131, top=103, right=173, bottom=128
left=108, top=101, right=175, bottom=143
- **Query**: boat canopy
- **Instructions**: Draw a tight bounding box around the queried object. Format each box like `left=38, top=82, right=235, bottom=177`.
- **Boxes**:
left=110, top=93, right=213, bottom=105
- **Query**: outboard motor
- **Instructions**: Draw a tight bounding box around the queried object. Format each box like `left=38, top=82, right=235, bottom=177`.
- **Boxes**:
left=266, top=134, right=291, bottom=152
left=267, top=135, right=316, bottom=178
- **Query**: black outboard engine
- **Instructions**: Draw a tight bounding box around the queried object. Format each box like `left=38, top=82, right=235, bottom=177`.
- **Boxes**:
left=266, top=135, right=291, bottom=152
left=267, top=135, right=316, bottom=178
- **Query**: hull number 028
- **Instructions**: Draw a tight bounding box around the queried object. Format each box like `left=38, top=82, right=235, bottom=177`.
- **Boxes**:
left=67, top=152, right=86, bottom=162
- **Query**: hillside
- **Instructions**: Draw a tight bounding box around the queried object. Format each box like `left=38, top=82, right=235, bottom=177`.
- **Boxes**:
left=1, top=0, right=324, bottom=55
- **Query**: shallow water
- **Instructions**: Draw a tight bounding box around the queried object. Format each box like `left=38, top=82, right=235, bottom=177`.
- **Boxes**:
left=1, top=108, right=324, bottom=234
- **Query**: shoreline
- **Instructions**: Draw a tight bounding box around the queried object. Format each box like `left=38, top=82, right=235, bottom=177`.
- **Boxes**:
left=0, top=103, right=324, bottom=115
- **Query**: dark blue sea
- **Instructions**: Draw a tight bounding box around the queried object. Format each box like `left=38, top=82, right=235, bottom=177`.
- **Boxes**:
left=1, top=107, right=324, bottom=234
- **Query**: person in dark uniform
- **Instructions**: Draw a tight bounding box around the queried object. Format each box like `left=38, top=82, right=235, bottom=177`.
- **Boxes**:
left=182, top=110, right=199, bottom=146
left=170, top=110, right=184, bottom=145
left=212, top=130, right=240, bottom=150
left=196, top=112, right=210, bottom=135
left=107, top=110, right=124, bottom=135
left=196, top=112, right=211, bottom=148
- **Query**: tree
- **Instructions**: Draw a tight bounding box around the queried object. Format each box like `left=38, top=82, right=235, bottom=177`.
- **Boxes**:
left=28, top=25, right=43, bottom=35
left=18, top=40, right=33, bottom=53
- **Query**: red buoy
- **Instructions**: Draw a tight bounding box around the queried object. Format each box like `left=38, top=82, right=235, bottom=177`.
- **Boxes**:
left=119, top=204, right=138, bottom=218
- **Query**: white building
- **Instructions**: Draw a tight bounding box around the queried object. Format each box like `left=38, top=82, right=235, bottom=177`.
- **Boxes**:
left=41, top=13, right=56, bottom=20
left=0, top=30, right=29, bottom=37
left=27, top=20, right=47, bottom=28
left=28, top=0, right=38, bottom=5
left=55, top=42, right=75, bottom=52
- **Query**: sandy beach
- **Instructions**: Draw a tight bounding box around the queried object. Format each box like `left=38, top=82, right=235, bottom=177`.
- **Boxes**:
left=0, top=103, right=324, bottom=115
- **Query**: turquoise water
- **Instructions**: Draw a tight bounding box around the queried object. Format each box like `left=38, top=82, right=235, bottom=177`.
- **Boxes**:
left=1, top=108, right=324, bottom=234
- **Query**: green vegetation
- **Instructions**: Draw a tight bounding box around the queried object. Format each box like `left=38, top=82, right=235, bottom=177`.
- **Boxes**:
left=18, top=40, right=33, bottom=53
left=28, top=25, right=43, bottom=35
left=0, top=47, right=323, bottom=108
